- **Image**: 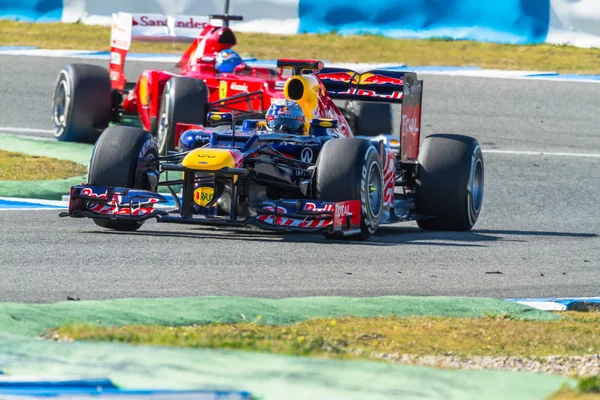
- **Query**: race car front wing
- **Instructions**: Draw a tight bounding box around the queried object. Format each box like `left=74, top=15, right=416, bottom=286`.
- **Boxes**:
left=60, top=185, right=362, bottom=236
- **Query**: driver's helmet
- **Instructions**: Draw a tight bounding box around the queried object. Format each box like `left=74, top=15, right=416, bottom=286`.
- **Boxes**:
left=215, top=49, right=243, bottom=73
left=265, top=99, right=305, bottom=135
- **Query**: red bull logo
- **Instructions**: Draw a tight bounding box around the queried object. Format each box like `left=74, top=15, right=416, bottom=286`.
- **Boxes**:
left=318, top=72, right=357, bottom=84
left=359, top=73, right=404, bottom=85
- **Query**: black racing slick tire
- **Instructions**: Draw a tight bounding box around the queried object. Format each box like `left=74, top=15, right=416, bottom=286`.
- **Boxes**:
left=315, top=138, right=384, bottom=240
left=340, top=100, right=393, bottom=137
left=52, top=64, right=112, bottom=143
left=88, top=126, right=159, bottom=231
left=156, top=77, right=209, bottom=156
left=415, top=134, right=484, bottom=231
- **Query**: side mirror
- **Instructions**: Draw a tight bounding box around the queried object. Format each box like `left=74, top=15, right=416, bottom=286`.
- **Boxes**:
left=207, top=112, right=233, bottom=124
left=207, top=111, right=236, bottom=132
left=310, top=118, right=338, bottom=128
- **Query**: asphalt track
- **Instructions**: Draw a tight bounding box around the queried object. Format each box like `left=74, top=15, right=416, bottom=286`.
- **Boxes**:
left=0, top=55, right=599, bottom=303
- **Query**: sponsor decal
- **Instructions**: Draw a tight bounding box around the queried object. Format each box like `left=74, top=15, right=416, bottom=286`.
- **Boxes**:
left=109, top=70, right=121, bottom=81
left=301, top=147, right=313, bottom=163
left=359, top=73, right=404, bottom=85
left=174, top=17, right=206, bottom=29
left=304, top=203, right=335, bottom=212
left=170, top=15, right=209, bottom=39
left=335, top=202, right=351, bottom=219
left=110, top=52, right=122, bottom=66
left=133, top=15, right=167, bottom=26
left=219, top=80, right=228, bottom=100
left=111, top=13, right=133, bottom=50
left=138, top=138, right=155, bottom=158
left=319, top=71, right=356, bottom=84
left=230, top=82, right=249, bottom=92
left=193, top=187, right=214, bottom=207
left=405, top=81, right=422, bottom=96
left=401, top=115, right=419, bottom=135
left=383, top=151, right=395, bottom=207
left=341, top=88, right=404, bottom=100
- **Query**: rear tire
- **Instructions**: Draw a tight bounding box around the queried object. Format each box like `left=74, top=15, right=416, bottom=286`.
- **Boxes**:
left=52, top=64, right=112, bottom=143
left=340, top=100, right=393, bottom=137
left=415, top=134, right=484, bottom=231
left=156, top=77, right=209, bottom=155
left=88, top=126, right=158, bottom=231
left=315, top=138, right=383, bottom=240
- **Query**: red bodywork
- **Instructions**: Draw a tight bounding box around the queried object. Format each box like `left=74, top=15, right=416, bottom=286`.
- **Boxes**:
left=110, top=22, right=288, bottom=133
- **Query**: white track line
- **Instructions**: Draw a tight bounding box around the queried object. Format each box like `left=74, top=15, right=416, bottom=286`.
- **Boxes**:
left=0, top=197, right=67, bottom=206
left=483, top=149, right=600, bottom=158
left=1, top=126, right=599, bottom=158
left=0, top=127, right=54, bottom=134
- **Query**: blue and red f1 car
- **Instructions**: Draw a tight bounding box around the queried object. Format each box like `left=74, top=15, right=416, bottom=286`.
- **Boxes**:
left=60, top=59, right=485, bottom=240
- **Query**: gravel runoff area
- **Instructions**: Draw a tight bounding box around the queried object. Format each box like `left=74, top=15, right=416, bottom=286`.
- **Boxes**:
left=369, top=353, right=600, bottom=377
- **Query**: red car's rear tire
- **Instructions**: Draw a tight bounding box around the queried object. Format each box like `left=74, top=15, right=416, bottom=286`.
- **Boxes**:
left=156, top=77, right=209, bottom=156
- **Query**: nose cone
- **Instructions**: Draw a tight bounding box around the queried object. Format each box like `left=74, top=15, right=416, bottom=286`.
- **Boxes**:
left=182, top=148, right=236, bottom=171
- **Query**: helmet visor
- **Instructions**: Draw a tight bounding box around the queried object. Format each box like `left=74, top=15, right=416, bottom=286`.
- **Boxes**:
left=267, top=116, right=304, bottom=134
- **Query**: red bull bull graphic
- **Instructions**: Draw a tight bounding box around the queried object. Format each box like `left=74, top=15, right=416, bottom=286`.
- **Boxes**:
left=358, top=73, right=404, bottom=86
left=318, top=71, right=357, bottom=84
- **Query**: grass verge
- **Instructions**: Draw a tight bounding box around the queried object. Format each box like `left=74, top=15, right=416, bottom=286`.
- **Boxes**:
left=0, top=149, right=86, bottom=180
left=48, top=311, right=600, bottom=399
left=551, top=377, right=600, bottom=399
left=2, top=21, right=600, bottom=73
left=50, top=311, right=600, bottom=358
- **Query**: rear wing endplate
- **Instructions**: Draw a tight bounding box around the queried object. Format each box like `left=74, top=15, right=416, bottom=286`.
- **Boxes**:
left=317, top=67, right=423, bottom=160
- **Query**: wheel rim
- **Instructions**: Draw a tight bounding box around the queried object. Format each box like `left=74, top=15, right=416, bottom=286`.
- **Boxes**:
left=471, top=157, right=484, bottom=213
left=156, top=92, right=171, bottom=152
left=53, top=79, right=69, bottom=136
left=367, top=160, right=383, bottom=217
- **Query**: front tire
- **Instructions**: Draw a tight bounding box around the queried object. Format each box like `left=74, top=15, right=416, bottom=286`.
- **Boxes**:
left=315, top=138, right=384, bottom=240
left=156, top=77, right=209, bottom=155
left=52, top=64, right=112, bottom=143
left=88, top=126, right=158, bottom=231
left=415, top=134, right=484, bottom=231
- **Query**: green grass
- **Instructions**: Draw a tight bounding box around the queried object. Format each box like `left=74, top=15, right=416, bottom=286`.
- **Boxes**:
left=2, top=20, right=600, bottom=73
left=550, top=377, right=600, bottom=399
left=0, top=149, right=86, bottom=180
left=50, top=311, right=600, bottom=358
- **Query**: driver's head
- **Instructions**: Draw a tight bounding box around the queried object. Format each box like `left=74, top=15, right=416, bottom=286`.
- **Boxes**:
left=265, top=100, right=305, bottom=135
left=215, top=49, right=243, bottom=73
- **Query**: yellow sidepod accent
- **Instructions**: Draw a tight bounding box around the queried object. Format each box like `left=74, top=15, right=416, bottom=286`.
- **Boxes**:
left=181, top=148, right=235, bottom=171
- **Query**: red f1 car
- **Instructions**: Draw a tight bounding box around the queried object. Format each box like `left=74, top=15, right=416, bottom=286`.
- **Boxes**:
left=52, top=12, right=394, bottom=154
left=60, top=59, right=485, bottom=240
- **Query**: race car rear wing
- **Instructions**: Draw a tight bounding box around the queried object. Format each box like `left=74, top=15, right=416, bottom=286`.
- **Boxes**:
left=317, top=67, right=423, bottom=160
left=109, top=12, right=242, bottom=89
left=317, top=67, right=416, bottom=103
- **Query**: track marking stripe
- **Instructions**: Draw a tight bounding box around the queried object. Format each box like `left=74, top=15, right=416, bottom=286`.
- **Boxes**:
left=483, top=149, right=600, bottom=158
left=0, top=127, right=55, bottom=134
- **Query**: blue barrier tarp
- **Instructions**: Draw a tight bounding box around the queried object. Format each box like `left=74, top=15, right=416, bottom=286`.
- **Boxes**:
left=298, top=0, right=550, bottom=44
left=0, top=377, right=252, bottom=399
left=0, top=0, right=63, bottom=22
